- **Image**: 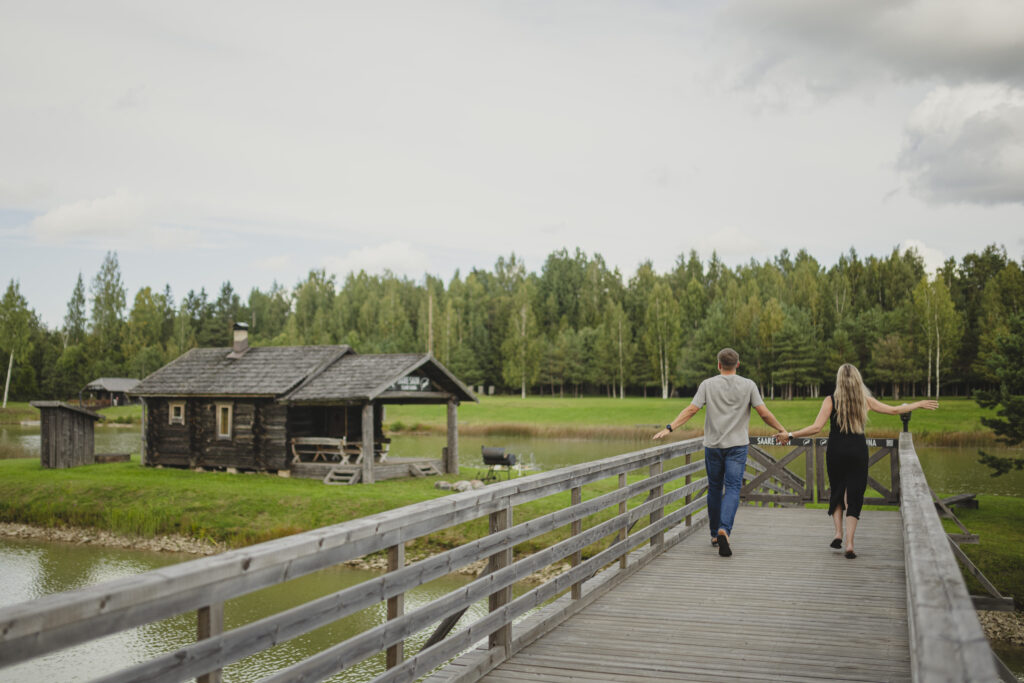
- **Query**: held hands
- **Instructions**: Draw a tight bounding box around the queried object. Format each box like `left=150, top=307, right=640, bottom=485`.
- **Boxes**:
left=917, top=400, right=939, bottom=411
left=773, top=431, right=790, bottom=446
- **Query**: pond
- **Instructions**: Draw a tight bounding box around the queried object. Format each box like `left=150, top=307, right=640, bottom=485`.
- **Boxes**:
left=0, top=536, right=498, bottom=682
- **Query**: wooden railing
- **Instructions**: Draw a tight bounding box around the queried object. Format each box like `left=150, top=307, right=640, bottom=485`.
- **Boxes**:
left=741, top=435, right=900, bottom=506
left=898, top=432, right=1003, bottom=682
left=0, top=437, right=708, bottom=683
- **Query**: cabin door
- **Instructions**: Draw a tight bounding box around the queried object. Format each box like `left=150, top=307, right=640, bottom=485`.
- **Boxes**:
left=326, top=407, right=346, bottom=439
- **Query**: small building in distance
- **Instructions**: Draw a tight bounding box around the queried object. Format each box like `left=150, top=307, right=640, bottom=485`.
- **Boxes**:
left=129, top=324, right=476, bottom=483
left=82, top=377, right=141, bottom=407
left=30, top=401, right=100, bottom=469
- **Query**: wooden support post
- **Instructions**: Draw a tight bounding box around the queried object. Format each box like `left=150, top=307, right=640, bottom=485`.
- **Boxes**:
left=649, top=461, right=663, bottom=546
left=487, top=504, right=512, bottom=655
left=890, top=445, right=900, bottom=502
left=140, top=398, right=148, bottom=467
left=361, top=402, right=374, bottom=484
left=196, top=603, right=224, bottom=683
left=685, top=453, right=692, bottom=527
left=815, top=439, right=827, bottom=504
left=386, top=543, right=405, bottom=669
left=618, top=473, right=628, bottom=569
left=445, top=400, right=459, bottom=475
left=804, top=442, right=813, bottom=502
left=571, top=486, right=582, bottom=600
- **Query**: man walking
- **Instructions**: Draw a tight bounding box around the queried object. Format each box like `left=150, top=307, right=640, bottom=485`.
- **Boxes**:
left=653, top=348, right=787, bottom=557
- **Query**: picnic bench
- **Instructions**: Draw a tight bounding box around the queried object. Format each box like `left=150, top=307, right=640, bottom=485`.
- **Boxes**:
left=291, top=437, right=390, bottom=465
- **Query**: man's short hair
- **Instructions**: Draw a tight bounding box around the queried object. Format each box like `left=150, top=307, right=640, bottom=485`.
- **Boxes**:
left=717, top=348, right=739, bottom=370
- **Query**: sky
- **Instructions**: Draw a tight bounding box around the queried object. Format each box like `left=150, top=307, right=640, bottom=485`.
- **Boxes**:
left=2, top=0, right=1023, bottom=327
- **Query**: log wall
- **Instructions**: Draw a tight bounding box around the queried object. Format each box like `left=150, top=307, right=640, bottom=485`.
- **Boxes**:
left=145, top=398, right=289, bottom=471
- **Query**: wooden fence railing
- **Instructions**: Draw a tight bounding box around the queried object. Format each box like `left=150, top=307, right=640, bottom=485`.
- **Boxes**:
left=898, top=431, right=1003, bottom=682
left=0, top=437, right=709, bottom=683
left=741, top=436, right=900, bottom=506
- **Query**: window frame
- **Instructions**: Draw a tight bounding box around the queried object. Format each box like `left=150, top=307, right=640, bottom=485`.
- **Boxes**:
left=168, top=401, right=186, bottom=426
left=215, top=402, right=233, bottom=440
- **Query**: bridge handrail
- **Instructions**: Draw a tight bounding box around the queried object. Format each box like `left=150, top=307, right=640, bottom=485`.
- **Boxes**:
left=898, top=432, right=999, bottom=682
left=0, top=437, right=705, bottom=681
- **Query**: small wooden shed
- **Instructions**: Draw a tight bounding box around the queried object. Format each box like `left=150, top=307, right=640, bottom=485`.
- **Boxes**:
left=30, top=401, right=100, bottom=469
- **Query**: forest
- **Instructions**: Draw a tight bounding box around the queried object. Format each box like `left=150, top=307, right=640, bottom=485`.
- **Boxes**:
left=1, top=243, right=1022, bottom=404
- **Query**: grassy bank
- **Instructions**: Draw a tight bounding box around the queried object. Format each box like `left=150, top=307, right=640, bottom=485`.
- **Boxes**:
left=389, top=396, right=996, bottom=446
left=0, top=456, right=659, bottom=558
left=941, top=495, right=1024, bottom=610
left=0, top=402, right=39, bottom=424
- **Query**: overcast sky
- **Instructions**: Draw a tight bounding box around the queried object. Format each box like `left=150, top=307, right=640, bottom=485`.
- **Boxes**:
left=2, top=0, right=1023, bottom=326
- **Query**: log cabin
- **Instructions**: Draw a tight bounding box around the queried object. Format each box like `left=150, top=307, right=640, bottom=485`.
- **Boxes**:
left=130, top=324, right=476, bottom=483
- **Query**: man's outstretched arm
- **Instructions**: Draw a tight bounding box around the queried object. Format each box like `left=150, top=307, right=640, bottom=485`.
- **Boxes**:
left=755, top=404, right=786, bottom=436
left=653, top=403, right=701, bottom=440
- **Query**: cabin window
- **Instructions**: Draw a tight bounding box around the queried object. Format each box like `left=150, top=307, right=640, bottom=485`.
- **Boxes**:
left=169, top=402, right=185, bottom=425
left=216, top=403, right=233, bottom=440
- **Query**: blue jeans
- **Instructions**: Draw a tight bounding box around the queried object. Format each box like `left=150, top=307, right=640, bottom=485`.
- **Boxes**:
left=705, top=445, right=748, bottom=537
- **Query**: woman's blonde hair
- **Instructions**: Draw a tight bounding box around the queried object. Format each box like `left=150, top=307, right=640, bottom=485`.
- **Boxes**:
left=833, top=363, right=869, bottom=434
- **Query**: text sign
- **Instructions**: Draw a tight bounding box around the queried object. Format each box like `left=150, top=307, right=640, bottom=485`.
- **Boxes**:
left=388, top=375, right=431, bottom=392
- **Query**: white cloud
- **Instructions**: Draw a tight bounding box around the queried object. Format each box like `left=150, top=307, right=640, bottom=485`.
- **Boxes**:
left=323, top=242, right=427, bottom=280
left=898, top=84, right=1024, bottom=205
left=899, top=239, right=945, bottom=273
left=28, top=189, right=204, bottom=249
left=722, top=0, right=1024, bottom=94
left=692, top=227, right=765, bottom=260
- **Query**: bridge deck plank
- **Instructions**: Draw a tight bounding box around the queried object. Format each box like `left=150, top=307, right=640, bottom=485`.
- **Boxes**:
left=481, top=507, right=910, bottom=682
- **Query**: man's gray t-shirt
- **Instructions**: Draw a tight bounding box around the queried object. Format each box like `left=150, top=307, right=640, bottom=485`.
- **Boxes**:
left=691, top=374, right=764, bottom=448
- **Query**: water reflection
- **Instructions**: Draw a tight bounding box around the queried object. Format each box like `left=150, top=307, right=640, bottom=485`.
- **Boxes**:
left=0, top=537, right=494, bottom=682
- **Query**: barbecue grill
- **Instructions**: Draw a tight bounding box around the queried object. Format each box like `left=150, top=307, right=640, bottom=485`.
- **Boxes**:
left=480, top=446, right=517, bottom=481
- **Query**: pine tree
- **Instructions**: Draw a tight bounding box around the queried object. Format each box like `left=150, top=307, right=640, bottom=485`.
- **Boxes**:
left=976, top=313, right=1024, bottom=476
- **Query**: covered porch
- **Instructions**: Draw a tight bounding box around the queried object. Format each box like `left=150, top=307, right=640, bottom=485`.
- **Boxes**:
left=280, top=353, right=476, bottom=483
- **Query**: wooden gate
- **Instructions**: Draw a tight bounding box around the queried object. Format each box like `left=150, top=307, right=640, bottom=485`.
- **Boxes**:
left=739, top=436, right=900, bottom=506
left=815, top=437, right=900, bottom=505
left=741, top=436, right=815, bottom=505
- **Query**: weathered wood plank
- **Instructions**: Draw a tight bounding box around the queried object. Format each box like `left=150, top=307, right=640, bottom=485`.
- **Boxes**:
left=899, top=432, right=999, bottom=683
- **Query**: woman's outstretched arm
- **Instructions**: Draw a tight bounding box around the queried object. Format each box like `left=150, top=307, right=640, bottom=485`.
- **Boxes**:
left=867, top=396, right=939, bottom=415
left=777, top=396, right=832, bottom=444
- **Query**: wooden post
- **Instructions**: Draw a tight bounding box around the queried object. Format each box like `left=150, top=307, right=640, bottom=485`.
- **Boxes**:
left=570, top=486, right=582, bottom=599
left=890, top=444, right=901, bottom=503
left=445, top=399, right=458, bottom=475
left=386, top=543, right=405, bottom=669
left=618, top=472, right=627, bottom=569
left=815, top=439, right=827, bottom=503
left=361, top=402, right=375, bottom=484
left=140, top=398, right=148, bottom=467
left=197, top=603, right=224, bottom=683
left=649, top=461, right=663, bottom=546
left=685, top=453, right=692, bottom=527
left=487, top=504, right=512, bottom=655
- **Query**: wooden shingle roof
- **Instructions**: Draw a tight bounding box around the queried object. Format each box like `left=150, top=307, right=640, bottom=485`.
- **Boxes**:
left=131, top=346, right=350, bottom=397
left=283, top=353, right=476, bottom=403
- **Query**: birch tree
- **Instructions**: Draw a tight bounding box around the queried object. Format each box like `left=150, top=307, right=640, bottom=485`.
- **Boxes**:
left=501, top=282, right=541, bottom=398
left=0, top=281, right=35, bottom=407
left=644, top=282, right=679, bottom=399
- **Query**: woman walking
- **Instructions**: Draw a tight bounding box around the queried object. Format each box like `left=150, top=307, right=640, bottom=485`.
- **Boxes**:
left=780, top=364, right=937, bottom=558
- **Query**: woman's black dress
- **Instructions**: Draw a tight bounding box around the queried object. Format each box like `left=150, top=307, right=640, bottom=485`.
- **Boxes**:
left=825, top=393, right=869, bottom=519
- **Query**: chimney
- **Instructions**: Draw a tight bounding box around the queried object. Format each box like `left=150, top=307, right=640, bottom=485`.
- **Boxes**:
left=228, top=322, right=249, bottom=358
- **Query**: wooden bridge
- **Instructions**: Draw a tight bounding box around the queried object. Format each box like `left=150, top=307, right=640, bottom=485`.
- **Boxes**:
left=0, top=429, right=1015, bottom=682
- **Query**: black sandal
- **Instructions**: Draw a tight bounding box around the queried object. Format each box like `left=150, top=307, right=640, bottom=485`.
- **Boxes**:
left=844, top=550, right=857, bottom=559
left=830, top=538, right=843, bottom=549
left=717, top=532, right=732, bottom=557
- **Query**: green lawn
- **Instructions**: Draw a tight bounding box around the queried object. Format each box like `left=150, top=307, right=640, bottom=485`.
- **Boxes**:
left=0, top=401, right=39, bottom=424
left=0, top=456, right=665, bottom=557
left=389, top=396, right=994, bottom=444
